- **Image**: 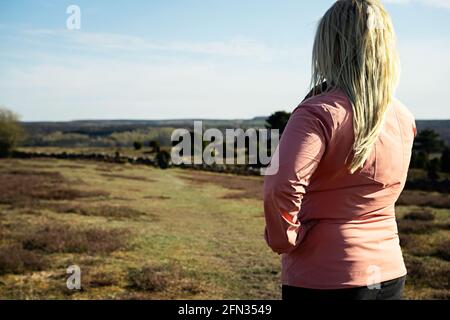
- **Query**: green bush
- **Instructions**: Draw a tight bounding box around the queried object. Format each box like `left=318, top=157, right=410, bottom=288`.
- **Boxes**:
left=427, top=158, right=441, bottom=181
left=441, top=147, right=450, bottom=173
left=404, top=210, right=435, bottom=221
left=156, top=150, right=171, bottom=169
left=265, top=111, right=291, bottom=135
left=127, top=265, right=169, bottom=292
left=149, top=140, right=161, bottom=153
left=133, top=141, right=143, bottom=150
left=0, top=107, right=24, bottom=157
left=412, top=151, right=428, bottom=169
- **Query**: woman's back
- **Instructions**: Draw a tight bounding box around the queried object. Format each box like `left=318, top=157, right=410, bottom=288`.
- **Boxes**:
left=264, top=88, right=417, bottom=289
left=264, top=0, right=417, bottom=297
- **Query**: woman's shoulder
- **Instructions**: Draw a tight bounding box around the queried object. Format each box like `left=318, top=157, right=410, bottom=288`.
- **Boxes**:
left=292, top=88, right=352, bottom=130
left=391, top=98, right=417, bottom=138
left=392, top=97, right=416, bottom=122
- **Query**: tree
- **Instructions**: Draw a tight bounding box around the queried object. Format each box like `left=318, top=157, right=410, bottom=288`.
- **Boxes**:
left=266, top=111, right=291, bottom=135
left=411, top=150, right=428, bottom=169
left=427, top=158, right=441, bottom=181
left=149, top=140, right=160, bottom=153
left=156, top=150, right=171, bottom=169
left=414, top=129, right=445, bottom=156
left=410, top=150, right=417, bottom=168
left=133, top=141, right=142, bottom=150
left=0, top=107, right=24, bottom=157
left=441, top=147, right=450, bottom=173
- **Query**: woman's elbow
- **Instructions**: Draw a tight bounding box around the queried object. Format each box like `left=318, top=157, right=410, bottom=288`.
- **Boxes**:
left=263, top=174, right=285, bottom=201
left=266, top=238, right=294, bottom=255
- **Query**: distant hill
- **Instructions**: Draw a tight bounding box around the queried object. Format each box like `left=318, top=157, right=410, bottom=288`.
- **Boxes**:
left=20, top=118, right=449, bottom=148
left=21, top=118, right=268, bottom=136
left=20, top=118, right=268, bottom=148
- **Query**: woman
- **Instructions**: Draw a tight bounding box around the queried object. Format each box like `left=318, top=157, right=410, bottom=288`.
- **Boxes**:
left=263, top=0, right=416, bottom=300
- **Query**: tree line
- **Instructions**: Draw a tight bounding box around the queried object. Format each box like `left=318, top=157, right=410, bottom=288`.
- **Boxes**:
left=1, top=107, right=449, bottom=178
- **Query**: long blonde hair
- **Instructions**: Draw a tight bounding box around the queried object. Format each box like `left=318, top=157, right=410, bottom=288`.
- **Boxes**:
left=311, top=0, right=399, bottom=174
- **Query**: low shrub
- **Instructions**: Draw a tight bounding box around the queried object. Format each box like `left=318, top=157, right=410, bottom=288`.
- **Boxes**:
left=404, top=210, right=435, bottom=221
left=433, top=240, right=450, bottom=261
left=21, top=224, right=128, bottom=254
left=0, top=244, right=47, bottom=275
left=127, top=264, right=171, bottom=292
left=397, top=220, right=436, bottom=234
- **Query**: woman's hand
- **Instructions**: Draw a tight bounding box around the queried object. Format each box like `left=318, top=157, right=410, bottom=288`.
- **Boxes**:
left=295, top=220, right=318, bottom=245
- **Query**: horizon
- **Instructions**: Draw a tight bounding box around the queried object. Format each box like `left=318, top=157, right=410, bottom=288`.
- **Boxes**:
left=19, top=116, right=450, bottom=123
left=1, top=0, right=450, bottom=121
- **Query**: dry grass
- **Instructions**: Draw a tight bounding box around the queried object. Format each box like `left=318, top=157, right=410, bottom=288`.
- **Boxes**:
left=58, top=164, right=86, bottom=169
left=429, top=291, right=450, bottom=299
left=127, top=264, right=172, bottom=292
left=82, top=270, right=121, bottom=289
left=398, top=207, right=450, bottom=297
left=179, top=171, right=263, bottom=200
left=47, top=203, right=152, bottom=220
left=0, top=170, right=63, bottom=207
left=434, top=241, right=450, bottom=261
left=127, top=262, right=203, bottom=295
left=398, top=220, right=437, bottom=234
left=404, top=255, right=449, bottom=290
left=180, top=172, right=450, bottom=206
left=95, top=165, right=125, bottom=172
left=0, top=159, right=448, bottom=300
left=404, top=209, right=435, bottom=221
left=399, top=233, right=449, bottom=259
left=0, top=169, right=108, bottom=208
left=21, top=223, right=128, bottom=254
left=398, top=209, right=448, bottom=235
left=44, top=267, right=122, bottom=295
left=143, top=195, right=171, bottom=200
left=397, top=191, right=450, bottom=209
left=0, top=244, right=47, bottom=275
left=101, top=173, right=155, bottom=182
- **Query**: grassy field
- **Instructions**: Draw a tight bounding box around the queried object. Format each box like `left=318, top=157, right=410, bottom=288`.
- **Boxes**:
left=0, top=158, right=448, bottom=299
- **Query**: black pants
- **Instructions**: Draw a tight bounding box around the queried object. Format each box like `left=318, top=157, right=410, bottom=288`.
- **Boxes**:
left=282, top=276, right=406, bottom=300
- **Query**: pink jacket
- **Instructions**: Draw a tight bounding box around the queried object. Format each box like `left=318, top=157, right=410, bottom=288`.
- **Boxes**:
left=263, top=88, right=416, bottom=289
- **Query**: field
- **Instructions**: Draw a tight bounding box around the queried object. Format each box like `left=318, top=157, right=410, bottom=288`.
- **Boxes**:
left=0, top=158, right=449, bottom=299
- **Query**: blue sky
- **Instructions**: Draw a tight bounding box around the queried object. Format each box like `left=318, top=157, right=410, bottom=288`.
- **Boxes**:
left=0, top=0, right=449, bottom=121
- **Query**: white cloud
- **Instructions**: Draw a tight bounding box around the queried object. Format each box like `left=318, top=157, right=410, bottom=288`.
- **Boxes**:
left=1, top=26, right=449, bottom=121
left=24, top=29, right=276, bottom=61
left=0, top=53, right=310, bottom=121
left=0, top=27, right=313, bottom=121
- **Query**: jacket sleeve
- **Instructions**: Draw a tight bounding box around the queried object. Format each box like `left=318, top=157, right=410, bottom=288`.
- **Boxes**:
left=263, top=103, right=334, bottom=254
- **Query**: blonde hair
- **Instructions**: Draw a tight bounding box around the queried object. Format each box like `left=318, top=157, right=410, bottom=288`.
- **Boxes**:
left=311, top=0, right=399, bottom=174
